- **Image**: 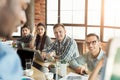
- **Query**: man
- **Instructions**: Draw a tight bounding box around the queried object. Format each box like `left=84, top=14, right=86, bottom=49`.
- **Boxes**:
left=42, top=23, right=79, bottom=62
left=0, top=0, right=30, bottom=80
left=69, top=33, right=105, bottom=76
left=16, top=25, right=33, bottom=48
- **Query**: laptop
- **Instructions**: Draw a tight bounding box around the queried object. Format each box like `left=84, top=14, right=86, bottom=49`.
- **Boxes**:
left=17, top=49, right=35, bottom=70
left=34, top=51, right=45, bottom=62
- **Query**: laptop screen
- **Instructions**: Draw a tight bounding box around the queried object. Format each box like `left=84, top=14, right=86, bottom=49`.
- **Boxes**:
left=17, top=49, right=34, bottom=70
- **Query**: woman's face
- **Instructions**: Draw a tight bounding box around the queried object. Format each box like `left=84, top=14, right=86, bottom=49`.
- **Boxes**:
left=37, top=26, right=46, bottom=37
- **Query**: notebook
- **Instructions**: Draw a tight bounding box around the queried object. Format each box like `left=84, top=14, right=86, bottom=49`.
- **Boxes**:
left=17, top=49, right=35, bottom=70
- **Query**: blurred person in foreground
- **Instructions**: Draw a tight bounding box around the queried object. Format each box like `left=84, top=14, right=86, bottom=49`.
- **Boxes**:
left=41, top=23, right=80, bottom=63
left=0, top=0, right=30, bottom=80
left=69, top=33, right=105, bottom=80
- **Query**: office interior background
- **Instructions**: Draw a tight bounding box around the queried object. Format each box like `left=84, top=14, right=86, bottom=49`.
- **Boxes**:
left=13, top=0, right=120, bottom=53
left=35, top=0, right=120, bottom=41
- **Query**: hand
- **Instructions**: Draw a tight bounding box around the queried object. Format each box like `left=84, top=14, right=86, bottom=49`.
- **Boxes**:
left=75, top=66, right=87, bottom=75
left=75, top=67, right=81, bottom=73
left=54, top=55, right=59, bottom=59
left=46, top=51, right=56, bottom=58
left=80, top=66, right=86, bottom=75
left=41, top=51, right=47, bottom=60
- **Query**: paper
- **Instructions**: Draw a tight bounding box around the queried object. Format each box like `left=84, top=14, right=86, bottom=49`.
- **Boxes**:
left=59, top=72, right=89, bottom=80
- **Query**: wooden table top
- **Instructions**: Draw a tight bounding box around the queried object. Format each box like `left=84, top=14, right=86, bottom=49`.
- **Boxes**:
left=30, top=60, right=76, bottom=80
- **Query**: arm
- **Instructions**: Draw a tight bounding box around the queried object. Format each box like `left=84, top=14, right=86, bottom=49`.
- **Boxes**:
left=29, top=38, right=36, bottom=49
left=29, top=35, right=36, bottom=49
left=29, top=27, right=37, bottom=49
left=88, top=58, right=104, bottom=80
left=69, top=55, right=87, bottom=74
left=41, top=41, right=56, bottom=59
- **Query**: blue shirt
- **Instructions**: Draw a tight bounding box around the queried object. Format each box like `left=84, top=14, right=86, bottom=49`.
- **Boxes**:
left=45, top=35, right=80, bottom=62
left=69, top=49, right=105, bottom=73
left=0, top=42, right=23, bottom=80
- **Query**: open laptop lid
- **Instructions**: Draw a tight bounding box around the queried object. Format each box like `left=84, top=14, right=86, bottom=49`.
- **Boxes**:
left=17, top=49, right=35, bottom=70
left=34, top=51, right=45, bottom=62
left=103, top=38, right=120, bottom=80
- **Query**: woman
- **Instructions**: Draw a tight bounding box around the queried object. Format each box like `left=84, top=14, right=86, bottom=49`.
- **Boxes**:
left=31, top=23, right=52, bottom=52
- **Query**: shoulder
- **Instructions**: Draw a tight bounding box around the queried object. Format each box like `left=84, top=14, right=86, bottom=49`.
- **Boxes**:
left=46, top=35, right=51, bottom=39
left=100, top=49, right=106, bottom=57
left=45, top=35, right=52, bottom=42
left=0, top=43, right=23, bottom=79
left=0, top=42, right=18, bottom=57
left=66, top=36, right=76, bottom=43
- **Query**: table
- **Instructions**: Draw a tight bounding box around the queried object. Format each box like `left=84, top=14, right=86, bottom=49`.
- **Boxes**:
left=31, top=60, right=76, bottom=80
left=31, top=67, right=46, bottom=80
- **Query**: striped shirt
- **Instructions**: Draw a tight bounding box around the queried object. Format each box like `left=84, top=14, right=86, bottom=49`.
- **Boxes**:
left=45, top=35, right=80, bottom=62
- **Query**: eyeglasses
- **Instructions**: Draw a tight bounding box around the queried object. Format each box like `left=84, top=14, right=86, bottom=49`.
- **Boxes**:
left=86, top=40, right=98, bottom=46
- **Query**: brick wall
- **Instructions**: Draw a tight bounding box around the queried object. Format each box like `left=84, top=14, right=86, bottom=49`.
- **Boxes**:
left=35, top=0, right=46, bottom=25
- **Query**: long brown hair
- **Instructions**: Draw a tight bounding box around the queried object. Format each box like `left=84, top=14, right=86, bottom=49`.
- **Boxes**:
left=35, top=23, right=47, bottom=51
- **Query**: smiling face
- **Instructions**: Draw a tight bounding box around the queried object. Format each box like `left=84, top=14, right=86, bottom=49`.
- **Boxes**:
left=0, top=0, right=30, bottom=37
left=53, top=25, right=66, bottom=42
left=86, top=35, right=101, bottom=56
left=37, top=26, right=46, bottom=37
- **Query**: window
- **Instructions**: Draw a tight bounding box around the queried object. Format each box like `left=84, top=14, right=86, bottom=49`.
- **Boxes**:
left=12, top=26, right=21, bottom=37
left=47, top=0, right=120, bottom=42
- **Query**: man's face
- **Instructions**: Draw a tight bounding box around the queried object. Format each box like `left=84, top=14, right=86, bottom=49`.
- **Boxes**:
left=0, top=0, right=30, bottom=37
left=86, top=36, right=100, bottom=54
left=53, top=26, right=66, bottom=42
left=22, top=28, right=30, bottom=37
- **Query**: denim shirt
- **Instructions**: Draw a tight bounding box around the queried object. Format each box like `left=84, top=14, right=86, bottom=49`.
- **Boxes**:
left=69, top=49, right=105, bottom=73
left=45, top=35, right=80, bottom=62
